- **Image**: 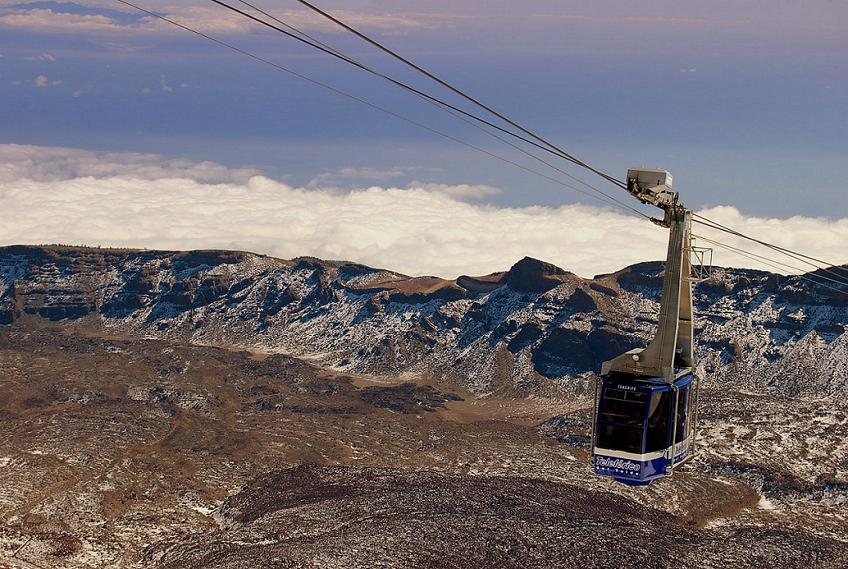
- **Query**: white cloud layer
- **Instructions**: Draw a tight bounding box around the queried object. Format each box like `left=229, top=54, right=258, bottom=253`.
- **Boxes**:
left=0, top=3, right=446, bottom=36
left=0, top=144, right=260, bottom=184
left=0, top=144, right=845, bottom=278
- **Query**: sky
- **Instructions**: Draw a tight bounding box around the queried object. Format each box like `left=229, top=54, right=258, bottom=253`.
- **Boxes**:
left=0, top=1, right=846, bottom=276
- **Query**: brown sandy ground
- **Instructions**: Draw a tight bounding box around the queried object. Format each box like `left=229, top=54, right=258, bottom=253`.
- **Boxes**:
left=0, top=325, right=845, bottom=568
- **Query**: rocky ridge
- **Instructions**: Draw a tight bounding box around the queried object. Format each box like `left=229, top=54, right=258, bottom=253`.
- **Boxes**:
left=1, top=245, right=846, bottom=396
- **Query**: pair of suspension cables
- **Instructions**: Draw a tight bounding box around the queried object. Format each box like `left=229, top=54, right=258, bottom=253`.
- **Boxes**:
left=117, top=0, right=846, bottom=293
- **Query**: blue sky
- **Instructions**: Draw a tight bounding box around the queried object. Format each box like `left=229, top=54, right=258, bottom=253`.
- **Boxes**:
left=1, top=0, right=846, bottom=218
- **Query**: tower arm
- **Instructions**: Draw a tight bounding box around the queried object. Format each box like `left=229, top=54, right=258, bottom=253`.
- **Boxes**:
left=601, top=169, right=696, bottom=383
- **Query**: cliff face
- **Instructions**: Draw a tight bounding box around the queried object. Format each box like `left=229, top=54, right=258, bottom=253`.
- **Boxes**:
left=1, top=245, right=846, bottom=395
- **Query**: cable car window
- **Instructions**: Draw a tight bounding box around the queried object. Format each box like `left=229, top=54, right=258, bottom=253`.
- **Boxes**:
left=675, top=387, right=690, bottom=443
left=599, top=389, right=646, bottom=426
left=597, top=424, right=643, bottom=454
left=645, top=391, right=671, bottom=452
left=604, top=389, right=647, bottom=403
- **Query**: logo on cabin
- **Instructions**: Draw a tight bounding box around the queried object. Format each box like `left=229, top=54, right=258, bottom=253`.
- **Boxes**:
left=595, top=456, right=640, bottom=472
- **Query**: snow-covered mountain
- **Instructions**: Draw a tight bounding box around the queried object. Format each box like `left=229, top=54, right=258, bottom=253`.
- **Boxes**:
left=1, top=245, right=846, bottom=396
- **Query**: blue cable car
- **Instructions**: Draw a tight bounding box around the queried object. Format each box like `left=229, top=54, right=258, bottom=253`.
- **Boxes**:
left=592, top=373, right=698, bottom=485
left=590, top=168, right=703, bottom=485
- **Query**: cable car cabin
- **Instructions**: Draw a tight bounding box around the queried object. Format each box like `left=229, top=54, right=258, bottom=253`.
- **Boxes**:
left=592, top=373, right=698, bottom=486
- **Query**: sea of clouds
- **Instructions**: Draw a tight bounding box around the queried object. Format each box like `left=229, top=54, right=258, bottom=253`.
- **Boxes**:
left=1, top=144, right=845, bottom=278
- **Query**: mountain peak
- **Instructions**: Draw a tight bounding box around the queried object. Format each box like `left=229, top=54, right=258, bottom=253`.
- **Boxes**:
left=505, top=256, right=572, bottom=293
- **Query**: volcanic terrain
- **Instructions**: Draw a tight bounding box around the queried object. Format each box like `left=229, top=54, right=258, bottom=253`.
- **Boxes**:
left=0, top=246, right=846, bottom=568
